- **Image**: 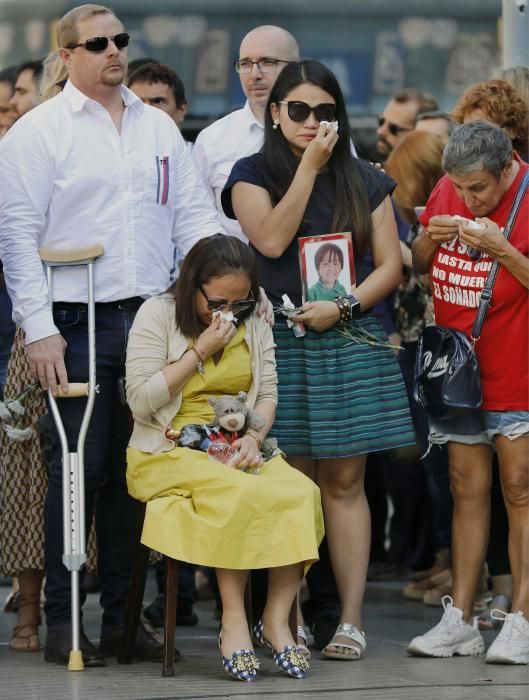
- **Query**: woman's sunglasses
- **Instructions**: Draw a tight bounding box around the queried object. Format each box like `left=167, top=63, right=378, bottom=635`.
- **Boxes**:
left=377, top=115, right=413, bottom=137
left=67, top=32, right=130, bottom=53
left=199, top=287, right=255, bottom=315
left=278, top=100, right=337, bottom=123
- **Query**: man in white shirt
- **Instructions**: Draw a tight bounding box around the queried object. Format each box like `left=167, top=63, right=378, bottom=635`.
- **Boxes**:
left=193, top=25, right=300, bottom=240
left=0, top=3, right=219, bottom=667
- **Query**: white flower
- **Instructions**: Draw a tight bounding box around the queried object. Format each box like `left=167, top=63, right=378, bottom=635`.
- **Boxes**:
left=4, top=424, right=33, bottom=442
left=0, top=401, right=11, bottom=420
left=6, top=399, right=25, bottom=416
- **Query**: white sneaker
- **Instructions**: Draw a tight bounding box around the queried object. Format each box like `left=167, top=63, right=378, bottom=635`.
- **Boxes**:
left=486, top=610, right=529, bottom=664
left=407, top=596, right=485, bottom=658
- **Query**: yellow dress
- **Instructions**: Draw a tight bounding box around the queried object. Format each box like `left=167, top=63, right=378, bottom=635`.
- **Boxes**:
left=127, top=323, right=324, bottom=570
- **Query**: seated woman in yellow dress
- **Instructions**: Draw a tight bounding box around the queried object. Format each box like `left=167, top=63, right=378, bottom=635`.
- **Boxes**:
left=126, top=234, right=324, bottom=682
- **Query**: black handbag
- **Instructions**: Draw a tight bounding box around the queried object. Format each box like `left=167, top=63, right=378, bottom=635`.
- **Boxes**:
left=414, top=169, right=529, bottom=418
left=414, top=325, right=481, bottom=417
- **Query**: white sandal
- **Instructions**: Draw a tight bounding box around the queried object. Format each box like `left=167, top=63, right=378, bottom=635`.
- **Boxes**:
left=321, top=622, right=366, bottom=660
left=297, top=625, right=311, bottom=659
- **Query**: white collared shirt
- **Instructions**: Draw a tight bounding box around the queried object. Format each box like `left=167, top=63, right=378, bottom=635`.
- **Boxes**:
left=0, top=81, right=220, bottom=344
left=192, top=101, right=264, bottom=241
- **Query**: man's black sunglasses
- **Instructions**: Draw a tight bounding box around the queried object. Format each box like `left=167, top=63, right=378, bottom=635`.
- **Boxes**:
left=67, top=32, right=130, bottom=53
left=278, top=100, right=337, bottom=124
left=377, top=115, right=413, bottom=137
left=199, top=286, right=255, bottom=315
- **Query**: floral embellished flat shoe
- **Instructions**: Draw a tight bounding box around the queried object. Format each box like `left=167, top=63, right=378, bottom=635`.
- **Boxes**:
left=219, top=632, right=259, bottom=681
left=271, top=644, right=309, bottom=678
left=253, top=619, right=309, bottom=679
left=252, top=619, right=273, bottom=650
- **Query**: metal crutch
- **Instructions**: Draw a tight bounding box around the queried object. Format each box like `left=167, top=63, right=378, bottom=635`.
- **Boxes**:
left=39, top=244, right=104, bottom=672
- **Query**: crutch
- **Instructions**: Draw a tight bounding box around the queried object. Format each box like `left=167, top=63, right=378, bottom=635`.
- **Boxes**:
left=39, top=244, right=104, bottom=672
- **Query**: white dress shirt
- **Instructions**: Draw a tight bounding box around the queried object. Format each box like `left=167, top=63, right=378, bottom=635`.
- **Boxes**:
left=192, top=101, right=264, bottom=241
left=193, top=100, right=358, bottom=242
left=0, top=81, right=220, bottom=344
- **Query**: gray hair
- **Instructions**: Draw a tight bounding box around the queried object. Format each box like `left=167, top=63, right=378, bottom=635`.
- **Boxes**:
left=442, top=121, right=513, bottom=179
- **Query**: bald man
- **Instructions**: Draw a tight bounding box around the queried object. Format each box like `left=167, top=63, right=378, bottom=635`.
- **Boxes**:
left=193, top=25, right=299, bottom=240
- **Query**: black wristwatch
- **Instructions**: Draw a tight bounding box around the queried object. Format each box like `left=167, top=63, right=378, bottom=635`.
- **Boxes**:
left=345, top=294, right=362, bottom=318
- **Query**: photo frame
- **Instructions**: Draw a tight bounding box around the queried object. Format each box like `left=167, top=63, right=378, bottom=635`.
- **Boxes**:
left=298, top=232, right=355, bottom=303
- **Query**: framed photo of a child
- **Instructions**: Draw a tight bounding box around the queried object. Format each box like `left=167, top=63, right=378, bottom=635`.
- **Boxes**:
left=299, top=232, right=355, bottom=303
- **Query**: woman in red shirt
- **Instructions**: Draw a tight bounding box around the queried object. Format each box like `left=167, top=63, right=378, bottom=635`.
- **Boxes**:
left=408, top=121, right=529, bottom=665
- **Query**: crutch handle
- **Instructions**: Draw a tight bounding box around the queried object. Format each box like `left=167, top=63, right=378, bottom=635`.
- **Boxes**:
left=39, top=245, right=104, bottom=265
left=56, top=383, right=90, bottom=398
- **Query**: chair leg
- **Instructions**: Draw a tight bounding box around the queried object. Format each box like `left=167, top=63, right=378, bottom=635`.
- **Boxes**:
left=117, top=503, right=149, bottom=664
left=162, top=557, right=178, bottom=677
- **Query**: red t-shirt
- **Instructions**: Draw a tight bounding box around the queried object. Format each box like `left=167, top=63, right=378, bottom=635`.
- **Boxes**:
left=420, top=162, right=529, bottom=410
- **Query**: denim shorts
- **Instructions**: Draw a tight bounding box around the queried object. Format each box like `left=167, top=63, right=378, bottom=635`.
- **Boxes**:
left=428, top=410, right=529, bottom=447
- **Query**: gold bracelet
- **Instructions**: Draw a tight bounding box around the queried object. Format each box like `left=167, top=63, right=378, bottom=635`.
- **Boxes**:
left=189, top=346, right=205, bottom=376
left=245, top=430, right=263, bottom=449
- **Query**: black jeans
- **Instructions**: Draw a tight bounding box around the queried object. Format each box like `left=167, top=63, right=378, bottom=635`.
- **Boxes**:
left=44, top=303, right=138, bottom=631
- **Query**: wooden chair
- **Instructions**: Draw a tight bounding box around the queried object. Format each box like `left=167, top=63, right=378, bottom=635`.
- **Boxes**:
left=117, top=501, right=297, bottom=677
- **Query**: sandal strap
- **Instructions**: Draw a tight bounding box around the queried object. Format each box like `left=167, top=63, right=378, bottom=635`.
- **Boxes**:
left=12, top=624, right=39, bottom=639
left=296, top=625, right=307, bottom=645
left=333, top=623, right=367, bottom=651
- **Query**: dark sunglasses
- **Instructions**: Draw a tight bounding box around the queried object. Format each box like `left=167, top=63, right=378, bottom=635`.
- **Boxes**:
left=278, top=100, right=337, bottom=123
left=67, top=32, right=130, bottom=53
left=199, top=286, right=255, bottom=315
left=377, top=115, right=413, bottom=137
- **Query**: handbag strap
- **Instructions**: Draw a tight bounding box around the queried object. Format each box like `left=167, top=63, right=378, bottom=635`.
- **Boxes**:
left=471, top=168, right=529, bottom=341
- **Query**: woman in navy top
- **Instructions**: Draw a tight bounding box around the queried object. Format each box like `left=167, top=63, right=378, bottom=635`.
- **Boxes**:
left=222, top=60, right=414, bottom=661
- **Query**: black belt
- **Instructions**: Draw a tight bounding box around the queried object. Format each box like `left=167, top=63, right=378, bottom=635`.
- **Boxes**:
left=54, top=296, right=145, bottom=311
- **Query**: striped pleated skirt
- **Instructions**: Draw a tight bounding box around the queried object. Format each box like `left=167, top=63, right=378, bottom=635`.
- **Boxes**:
left=270, top=315, right=415, bottom=458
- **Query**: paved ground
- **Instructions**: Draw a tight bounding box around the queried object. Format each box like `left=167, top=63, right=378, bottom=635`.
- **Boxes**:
left=0, top=576, right=527, bottom=700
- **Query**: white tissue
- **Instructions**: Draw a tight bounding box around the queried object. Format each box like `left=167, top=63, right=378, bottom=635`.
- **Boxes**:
left=212, top=310, right=236, bottom=323
left=453, top=215, right=486, bottom=230
left=320, top=120, right=339, bottom=132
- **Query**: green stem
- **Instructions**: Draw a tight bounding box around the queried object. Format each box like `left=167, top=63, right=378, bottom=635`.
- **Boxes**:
left=14, top=382, right=40, bottom=403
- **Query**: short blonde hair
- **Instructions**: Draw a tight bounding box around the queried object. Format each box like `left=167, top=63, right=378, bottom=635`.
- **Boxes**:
left=57, top=4, right=117, bottom=48
left=39, top=50, right=68, bottom=102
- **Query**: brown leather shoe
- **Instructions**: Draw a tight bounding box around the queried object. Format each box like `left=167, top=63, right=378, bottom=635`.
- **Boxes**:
left=403, top=568, right=452, bottom=601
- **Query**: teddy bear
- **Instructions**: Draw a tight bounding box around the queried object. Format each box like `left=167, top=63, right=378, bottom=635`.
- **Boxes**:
left=167, top=392, right=279, bottom=460
left=208, top=391, right=266, bottom=439
left=208, top=392, right=279, bottom=459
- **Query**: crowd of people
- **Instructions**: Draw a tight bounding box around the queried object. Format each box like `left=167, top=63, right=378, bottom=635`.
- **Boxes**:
left=0, top=1, right=527, bottom=682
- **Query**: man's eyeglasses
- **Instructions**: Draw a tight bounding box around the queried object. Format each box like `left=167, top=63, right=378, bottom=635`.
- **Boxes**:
left=377, top=115, right=413, bottom=137
left=234, top=58, right=290, bottom=74
left=199, top=286, right=255, bottom=315
left=279, top=100, right=337, bottom=123
left=66, top=32, right=130, bottom=53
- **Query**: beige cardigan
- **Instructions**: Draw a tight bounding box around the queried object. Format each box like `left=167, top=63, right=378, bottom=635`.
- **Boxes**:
left=126, top=294, right=278, bottom=454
